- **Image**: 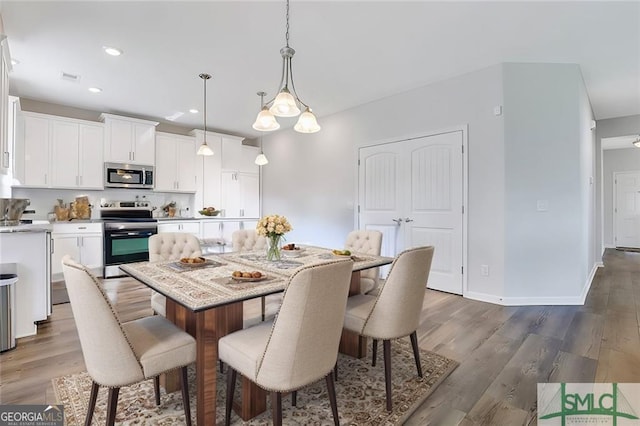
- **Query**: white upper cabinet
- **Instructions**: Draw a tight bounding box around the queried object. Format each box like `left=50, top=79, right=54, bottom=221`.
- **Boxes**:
left=101, top=113, right=158, bottom=165
left=0, top=45, right=10, bottom=173
left=155, top=132, right=197, bottom=193
left=192, top=130, right=223, bottom=213
left=221, top=137, right=259, bottom=173
left=16, top=112, right=103, bottom=189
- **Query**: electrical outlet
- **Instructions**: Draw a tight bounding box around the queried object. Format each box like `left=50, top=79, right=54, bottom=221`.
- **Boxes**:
left=481, top=265, right=489, bottom=276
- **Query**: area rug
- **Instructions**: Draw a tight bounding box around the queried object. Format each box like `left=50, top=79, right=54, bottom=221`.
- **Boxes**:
left=53, top=338, right=457, bottom=425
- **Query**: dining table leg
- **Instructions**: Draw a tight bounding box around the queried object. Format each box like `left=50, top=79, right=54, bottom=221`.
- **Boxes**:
left=339, top=271, right=368, bottom=359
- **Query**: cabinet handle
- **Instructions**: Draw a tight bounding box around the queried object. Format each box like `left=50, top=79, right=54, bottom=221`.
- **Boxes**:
left=78, top=226, right=87, bottom=230
left=75, top=176, right=79, bottom=186
left=392, top=218, right=403, bottom=225
left=404, top=218, right=414, bottom=223
left=44, top=173, right=47, bottom=184
left=51, top=238, right=55, bottom=254
left=240, top=209, right=244, bottom=217
left=132, top=151, right=135, bottom=161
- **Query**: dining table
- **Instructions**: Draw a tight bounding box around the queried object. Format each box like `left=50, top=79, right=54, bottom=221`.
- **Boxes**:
left=120, top=245, right=393, bottom=425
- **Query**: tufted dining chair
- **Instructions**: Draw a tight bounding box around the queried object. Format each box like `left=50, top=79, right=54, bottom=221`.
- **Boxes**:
left=344, top=229, right=383, bottom=294
left=342, top=246, right=434, bottom=412
left=148, top=233, right=202, bottom=316
left=231, top=229, right=271, bottom=321
left=219, top=259, right=354, bottom=426
left=61, top=255, right=196, bottom=426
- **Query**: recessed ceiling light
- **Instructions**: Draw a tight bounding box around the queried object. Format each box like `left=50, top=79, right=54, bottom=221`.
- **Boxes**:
left=189, top=109, right=199, bottom=114
left=10, top=59, right=19, bottom=66
left=88, top=87, right=102, bottom=93
left=103, top=46, right=122, bottom=56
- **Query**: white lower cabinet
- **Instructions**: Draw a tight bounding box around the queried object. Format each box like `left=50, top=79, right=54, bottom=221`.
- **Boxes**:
left=51, top=223, right=103, bottom=279
left=157, top=221, right=201, bottom=237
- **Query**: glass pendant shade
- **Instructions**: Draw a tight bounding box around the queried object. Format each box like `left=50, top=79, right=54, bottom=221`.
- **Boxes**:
left=252, top=107, right=281, bottom=131
left=634, top=137, right=640, bottom=148
left=255, top=153, right=269, bottom=165
left=197, top=142, right=214, bottom=156
left=269, top=89, right=301, bottom=117
left=294, top=108, right=321, bottom=133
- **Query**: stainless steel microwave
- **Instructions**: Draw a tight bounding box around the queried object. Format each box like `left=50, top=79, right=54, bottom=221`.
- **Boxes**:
left=104, top=162, right=154, bottom=189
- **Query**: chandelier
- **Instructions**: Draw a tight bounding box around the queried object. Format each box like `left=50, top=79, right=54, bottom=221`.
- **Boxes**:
left=197, top=73, right=214, bottom=156
left=633, top=136, right=640, bottom=148
left=254, top=92, right=269, bottom=166
left=252, top=0, right=321, bottom=134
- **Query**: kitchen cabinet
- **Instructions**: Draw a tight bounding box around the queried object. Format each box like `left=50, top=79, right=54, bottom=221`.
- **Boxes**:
left=221, top=171, right=260, bottom=218
left=15, top=112, right=103, bottom=189
left=51, top=119, right=104, bottom=189
left=192, top=130, right=222, bottom=214
left=101, top=113, right=158, bottom=165
left=51, top=222, right=103, bottom=280
left=155, top=132, right=197, bottom=192
left=158, top=220, right=201, bottom=237
left=221, top=136, right=259, bottom=173
left=0, top=42, right=10, bottom=173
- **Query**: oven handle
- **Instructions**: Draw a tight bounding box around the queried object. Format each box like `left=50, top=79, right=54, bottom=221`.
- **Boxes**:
left=109, top=231, right=156, bottom=238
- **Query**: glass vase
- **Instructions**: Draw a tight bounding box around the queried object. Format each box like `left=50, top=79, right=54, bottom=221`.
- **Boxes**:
left=266, top=234, right=282, bottom=261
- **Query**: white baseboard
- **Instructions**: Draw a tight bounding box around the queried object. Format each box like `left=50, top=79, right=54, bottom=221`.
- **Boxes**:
left=465, top=262, right=603, bottom=306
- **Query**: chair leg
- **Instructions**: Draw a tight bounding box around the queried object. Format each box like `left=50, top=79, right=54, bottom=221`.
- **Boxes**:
left=271, top=391, right=283, bottom=426
left=180, top=366, right=192, bottom=426
left=410, top=331, right=423, bottom=378
left=153, top=376, right=161, bottom=406
left=333, top=362, right=338, bottom=381
left=372, top=339, right=378, bottom=367
left=292, top=390, right=297, bottom=407
left=326, top=373, right=340, bottom=426
left=219, top=359, right=224, bottom=373
left=225, top=368, right=237, bottom=426
left=106, top=387, right=120, bottom=426
left=383, top=339, right=392, bottom=412
left=261, top=296, right=266, bottom=321
left=84, top=381, right=99, bottom=426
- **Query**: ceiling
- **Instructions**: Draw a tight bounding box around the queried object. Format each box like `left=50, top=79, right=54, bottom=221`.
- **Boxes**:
left=1, top=1, right=638, bottom=139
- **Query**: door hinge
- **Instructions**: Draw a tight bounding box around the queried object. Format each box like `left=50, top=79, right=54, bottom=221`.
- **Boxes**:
left=462, top=205, right=464, bottom=214
left=357, top=205, right=360, bottom=213
left=358, top=159, right=360, bottom=166
left=462, top=145, right=464, bottom=154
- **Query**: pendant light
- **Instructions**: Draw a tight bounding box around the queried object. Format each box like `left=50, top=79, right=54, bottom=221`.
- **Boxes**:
left=197, top=73, right=214, bottom=156
left=633, top=136, right=640, bottom=148
left=255, top=92, right=269, bottom=166
left=252, top=0, right=320, bottom=134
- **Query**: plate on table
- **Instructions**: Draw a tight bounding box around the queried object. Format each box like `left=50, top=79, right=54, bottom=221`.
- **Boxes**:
left=281, top=247, right=304, bottom=258
left=179, top=257, right=210, bottom=267
left=231, top=274, right=268, bottom=282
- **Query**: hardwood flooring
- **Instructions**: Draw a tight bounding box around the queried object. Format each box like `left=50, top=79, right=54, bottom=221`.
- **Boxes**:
left=1, top=248, right=639, bottom=425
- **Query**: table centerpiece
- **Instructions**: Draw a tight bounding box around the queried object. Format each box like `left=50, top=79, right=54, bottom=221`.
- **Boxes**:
left=256, top=214, right=292, bottom=261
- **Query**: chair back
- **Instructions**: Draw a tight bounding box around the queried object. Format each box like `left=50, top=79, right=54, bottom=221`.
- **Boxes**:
left=61, top=256, right=144, bottom=387
left=256, top=260, right=353, bottom=391
left=362, top=246, right=434, bottom=339
left=345, top=229, right=383, bottom=287
left=148, top=233, right=202, bottom=262
left=232, top=229, right=267, bottom=251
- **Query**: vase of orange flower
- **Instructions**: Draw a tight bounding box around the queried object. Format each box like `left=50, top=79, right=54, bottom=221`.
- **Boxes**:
left=256, top=214, right=292, bottom=261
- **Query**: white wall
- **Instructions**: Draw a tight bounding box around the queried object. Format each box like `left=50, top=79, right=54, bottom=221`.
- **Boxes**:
left=262, top=64, right=507, bottom=298
left=602, top=148, right=640, bottom=246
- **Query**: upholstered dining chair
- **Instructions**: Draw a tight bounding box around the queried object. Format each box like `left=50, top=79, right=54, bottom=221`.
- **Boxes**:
left=342, top=246, right=434, bottom=412
left=148, top=232, right=202, bottom=316
left=61, top=255, right=196, bottom=426
left=219, top=259, right=354, bottom=426
left=231, top=229, right=271, bottom=321
left=344, top=229, right=383, bottom=294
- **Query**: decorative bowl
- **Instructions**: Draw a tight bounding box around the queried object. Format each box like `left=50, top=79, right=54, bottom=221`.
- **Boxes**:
left=199, top=210, right=220, bottom=216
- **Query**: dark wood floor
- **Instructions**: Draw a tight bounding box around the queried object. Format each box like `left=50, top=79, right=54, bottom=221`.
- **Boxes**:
left=1, top=249, right=638, bottom=425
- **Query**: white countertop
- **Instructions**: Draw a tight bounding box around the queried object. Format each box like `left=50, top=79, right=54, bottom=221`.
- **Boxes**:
left=0, top=221, right=53, bottom=233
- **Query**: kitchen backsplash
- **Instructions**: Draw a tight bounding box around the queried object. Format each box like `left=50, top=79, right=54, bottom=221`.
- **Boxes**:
left=11, top=187, right=194, bottom=220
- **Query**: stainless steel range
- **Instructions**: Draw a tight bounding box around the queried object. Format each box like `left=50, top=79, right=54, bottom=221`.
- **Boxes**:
left=101, top=202, right=157, bottom=278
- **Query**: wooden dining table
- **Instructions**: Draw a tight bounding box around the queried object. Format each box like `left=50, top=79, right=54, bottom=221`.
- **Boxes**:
left=120, top=246, right=393, bottom=425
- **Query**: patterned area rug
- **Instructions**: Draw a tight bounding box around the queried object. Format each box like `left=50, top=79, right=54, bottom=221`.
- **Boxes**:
left=53, top=338, right=457, bottom=425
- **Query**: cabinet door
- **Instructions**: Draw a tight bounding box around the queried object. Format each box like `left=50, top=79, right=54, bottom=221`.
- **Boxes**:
left=51, top=120, right=80, bottom=188
left=154, top=133, right=178, bottom=191
left=201, top=221, right=222, bottom=239
left=157, top=223, right=182, bottom=233
left=221, top=137, right=259, bottom=173
left=221, top=171, right=241, bottom=217
left=199, top=135, right=222, bottom=211
left=51, top=234, right=80, bottom=277
left=105, top=119, right=133, bottom=163
left=133, top=123, right=155, bottom=164
left=0, top=54, right=8, bottom=172
left=239, top=173, right=260, bottom=218
left=21, top=115, right=50, bottom=186
left=80, top=234, right=104, bottom=273
left=176, top=136, right=197, bottom=192
left=79, top=124, right=104, bottom=189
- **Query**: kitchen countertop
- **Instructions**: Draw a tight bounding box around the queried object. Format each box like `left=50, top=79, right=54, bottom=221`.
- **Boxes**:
left=0, top=222, right=53, bottom=233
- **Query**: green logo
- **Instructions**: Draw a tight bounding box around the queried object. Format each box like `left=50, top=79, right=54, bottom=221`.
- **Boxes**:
left=538, top=383, right=639, bottom=425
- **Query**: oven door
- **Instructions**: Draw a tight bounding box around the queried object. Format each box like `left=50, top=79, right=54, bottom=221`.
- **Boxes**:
left=104, top=223, right=157, bottom=277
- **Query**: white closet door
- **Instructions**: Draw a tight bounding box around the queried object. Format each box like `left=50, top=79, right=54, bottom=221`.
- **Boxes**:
left=614, top=171, right=640, bottom=248
left=359, top=130, right=464, bottom=294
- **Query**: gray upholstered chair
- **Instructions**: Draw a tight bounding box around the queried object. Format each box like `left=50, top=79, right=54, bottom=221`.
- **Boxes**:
left=231, top=229, right=271, bottom=321
left=344, top=229, right=382, bottom=294
left=219, top=259, right=354, bottom=426
left=148, top=233, right=202, bottom=316
left=61, top=255, right=196, bottom=426
left=342, top=246, right=434, bottom=412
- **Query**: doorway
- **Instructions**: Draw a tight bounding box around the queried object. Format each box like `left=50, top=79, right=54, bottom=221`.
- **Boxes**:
left=358, top=130, right=466, bottom=294
left=614, top=170, right=640, bottom=248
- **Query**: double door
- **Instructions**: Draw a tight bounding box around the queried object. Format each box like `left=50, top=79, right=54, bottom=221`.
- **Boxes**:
left=358, top=130, right=464, bottom=294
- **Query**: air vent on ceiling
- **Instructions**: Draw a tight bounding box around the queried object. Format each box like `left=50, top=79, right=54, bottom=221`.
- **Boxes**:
left=61, top=72, right=80, bottom=82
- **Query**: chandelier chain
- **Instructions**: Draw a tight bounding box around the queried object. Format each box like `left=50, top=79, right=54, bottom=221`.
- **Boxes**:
left=285, top=0, right=290, bottom=47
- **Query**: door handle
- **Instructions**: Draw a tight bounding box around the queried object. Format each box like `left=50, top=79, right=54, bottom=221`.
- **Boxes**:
left=404, top=218, right=414, bottom=223
left=392, top=218, right=403, bottom=225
